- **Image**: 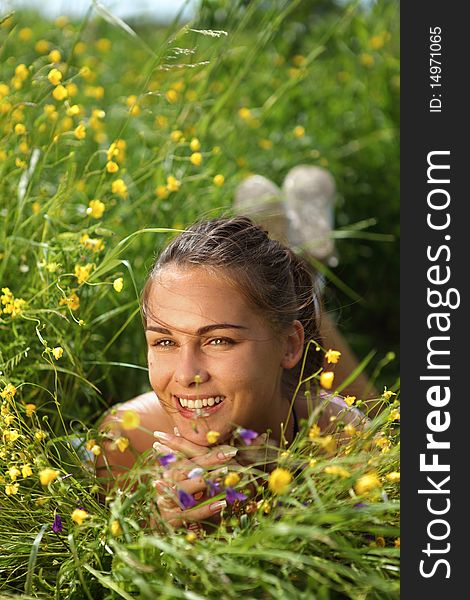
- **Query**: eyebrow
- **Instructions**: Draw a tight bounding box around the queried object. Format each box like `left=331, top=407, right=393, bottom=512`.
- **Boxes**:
left=145, top=323, right=249, bottom=336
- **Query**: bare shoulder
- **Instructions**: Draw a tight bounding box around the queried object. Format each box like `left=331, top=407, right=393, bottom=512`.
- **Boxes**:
left=96, top=391, right=173, bottom=487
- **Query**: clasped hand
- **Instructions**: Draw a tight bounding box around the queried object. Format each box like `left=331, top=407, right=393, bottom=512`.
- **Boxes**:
left=151, top=429, right=270, bottom=529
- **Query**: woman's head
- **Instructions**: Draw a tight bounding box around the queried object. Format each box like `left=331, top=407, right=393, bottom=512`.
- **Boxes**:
left=141, top=216, right=323, bottom=444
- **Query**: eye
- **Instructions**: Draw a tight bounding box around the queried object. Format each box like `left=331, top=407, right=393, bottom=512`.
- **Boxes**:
left=153, top=339, right=175, bottom=348
left=208, top=337, right=233, bottom=346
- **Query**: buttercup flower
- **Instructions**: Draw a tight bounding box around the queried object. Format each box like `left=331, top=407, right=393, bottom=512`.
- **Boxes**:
left=111, top=179, right=128, bottom=198
left=166, top=175, right=181, bottom=192
left=111, top=520, right=122, bottom=536
left=1, top=383, right=17, bottom=401
left=74, top=264, right=93, bottom=285
left=5, top=483, right=20, bottom=495
left=52, top=346, right=63, bottom=360
left=47, top=68, right=62, bottom=86
left=8, top=466, right=21, bottom=481
left=382, top=387, right=397, bottom=401
left=344, top=395, right=356, bottom=407
left=224, top=472, right=240, bottom=487
left=115, top=437, right=129, bottom=453
left=386, top=471, right=400, bottom=483
left=113, top=278, right=124, bottom=293
left=293, top=125, right=305, bottom=138
left=355, top=472, right=381, bottom=496
left=213, top=174, right=225, bottom=187
left=52, top=85, right=68, bottom=101
left=121, top=410, right=140, bottom=430
left=325, top=349, right=341, bottom=364
left=74, top=123, right=86, bottom=140
left=71, top=509, right=89, bottom=525
left=206, top=430, right=220, bottom=444
left=39, top=468, right=59, bottom=485
left=190, top=138, right=201, bottom=151
left=21, top=464, right=33, bottom=478
left=320, top=371, right=335, bottom=389
left=190, top=152, right=202, bottom=166
left=324, top=465, right=350, bottom=478
left=87, top=199, right=105, bottom=219
left=25, top=403, right=36, bottom=417
left=106, top=161, right=119, bottom=173
left=268, top=468, right=293, bottom=495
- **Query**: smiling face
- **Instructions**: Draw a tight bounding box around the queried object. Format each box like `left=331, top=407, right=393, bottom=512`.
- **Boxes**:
left=144, top=265, right=303, bottom=446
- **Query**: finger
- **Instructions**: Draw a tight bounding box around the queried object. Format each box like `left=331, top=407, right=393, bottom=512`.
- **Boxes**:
left=156, top=495, right=227, bottom=529
left=154, top=431, right=209, bottom=458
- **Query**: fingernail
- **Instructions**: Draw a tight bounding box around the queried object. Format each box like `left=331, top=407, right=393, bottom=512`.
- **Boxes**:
left=174, top=426, right=181, bottom=436
left=217, top=447, right=238, bottom=460
left=153, top=441, right=172, bottom=453
left=210, top=500, right=227, bottom=512
left=211, top=466, right=229, bottom=476
left=154, top=431, right=171, bottom=442
left=194, top=491, right=204, bottom=501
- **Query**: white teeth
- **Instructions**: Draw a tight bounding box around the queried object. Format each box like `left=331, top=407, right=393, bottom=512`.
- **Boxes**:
left=178, top=396, right=225, bottom=409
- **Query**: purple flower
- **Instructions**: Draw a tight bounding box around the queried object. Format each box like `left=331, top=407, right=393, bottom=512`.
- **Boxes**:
left=178, top=489, right=196, bottom=509
left=159, top=453, right=176, bottom=467
left=225, top=487, right=247, bottom=505
left=239, top=428, right=258, bottom=446
left=206, top=479, right=222, bottom=497
left=52, top=514, right=63, bottom=533
left=353, top=502, right=367, bottom=509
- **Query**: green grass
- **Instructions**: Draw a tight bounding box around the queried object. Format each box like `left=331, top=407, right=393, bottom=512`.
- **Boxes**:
left=0, top=1, right=399, bottom=596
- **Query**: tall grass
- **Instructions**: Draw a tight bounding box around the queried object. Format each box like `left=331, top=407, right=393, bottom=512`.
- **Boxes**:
left=0, top=1, right=399, bottom=597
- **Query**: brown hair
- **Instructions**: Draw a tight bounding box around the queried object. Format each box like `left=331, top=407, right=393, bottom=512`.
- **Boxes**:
left=141, top=216, right=323, bottom=400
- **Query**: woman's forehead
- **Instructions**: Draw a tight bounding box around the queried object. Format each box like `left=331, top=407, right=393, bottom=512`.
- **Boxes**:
left=146, top=265, right=257, bottom=327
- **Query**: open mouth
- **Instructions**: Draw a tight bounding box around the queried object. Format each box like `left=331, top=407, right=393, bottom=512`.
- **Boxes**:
left=174, top=395, right=226, bottom=417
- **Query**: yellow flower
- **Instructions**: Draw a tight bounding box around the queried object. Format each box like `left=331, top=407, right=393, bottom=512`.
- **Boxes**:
left=126, top=95, right=140, bottom=116
left=382, top=387, right=396, bottom=401
left=268, top=468, right=293, bottom=495
left=87, top=199, right=105, bottom=219
left=121, top=410, right=140, bottom=430
left=206, top=430, right=220, bottom=444
left=115, top=437, right=129, bottom=453
left=74, top=123, right=86, bottom=140
left=35, top=430, right=47, bottom=441
left=394, top=538, right=400, bottom=548
left=1, top=383, right=17, bottom=401
left=344, top=423, right=357, bottom=436
left=308, top=458, right=317, bottom=468
left=79, top=65, right=92, bottom=80
left=355, top=472, right=381, bottom=496
left=190, top=152, right=202, bottom=166
left=308, top=424, right=321, bottom=440
left=370, top=34, right=385, bottom=50
left=325, top=349, right=341, bottom=364
left=48, top=49, right=62, bottom=63
left=71, top=508, right=89, bottom=525
left=155, top=115, right=168, bottom=128
left=375, top=536, right=386, bottom=548
left=170, top=130, right=183, bottom=143
left=4, top=414, right=14, bottom=426
left=25, top=403, right=36, bottom=417
left=91, top=444, right=101, bottom=456
left=74, top=264, right=93, bottom=285
left=324, top=465, right=350, bottom=478
left=185, top=531, right=197, bottom=543
left=293, top=125, right=305, bottom=138
left=35, top=39, right=50, bottom=54
left=238, top=107, right=252, bottom=120
left=111, top=179, right=128, bottom=198
left=389, top=409, right=400, bottom=421
left=166, top=175, right=181, bottom=192
left=106, top=161, right=119, bottom=174
left=386, top=471, right=400, bottom=483
left=165, top=89, right=179, bottom=103
left=5, top=483, right=20, bottom=495
left=15, top=62, right=29, bottom=79
left=320, top=371, right=335, bottom=390
left=14, top=123, right=26, bottom=135
left=4, top=430, right=20, bottom=443
left=96, top=38, right=111, bottom=52
left=39, top=468, right=59, bottom=485
left=213, top=174, right=225, bottom=187
left=59, top=292, right=80, bottom=311
left=52, top=346, right=63, bottom=360
left=224, top=472, right=240, bottom=487
left=52, top=85, right=68, bottom=101
left=155, top=185, right=169, bottom=199
left=344, top=395, right=356, bottom=407
left=258, top=139, right=273, bottom=150
left=48, top=69, right=63, bottom=88
left=360, top=53, right=374, bottom=68
left=8, top=466, right=21, bottom=481
left=190, top=138, right=201, bottom=151
left=113, top=277, right=124, bottom=293
left=80, top=234, right=104, bottom=253
left=110, top=520, right=122, bottom=536
left=21, top=464, right=33, bottom=478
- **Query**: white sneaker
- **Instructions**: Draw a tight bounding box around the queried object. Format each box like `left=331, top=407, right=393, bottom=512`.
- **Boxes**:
left=282, top=165, right=338, bottom=266
left=233, top=174, right=289, bottom=243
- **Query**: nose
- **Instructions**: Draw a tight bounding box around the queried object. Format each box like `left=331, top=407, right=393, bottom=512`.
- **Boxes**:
left=174, top=344, right=209, bottom=388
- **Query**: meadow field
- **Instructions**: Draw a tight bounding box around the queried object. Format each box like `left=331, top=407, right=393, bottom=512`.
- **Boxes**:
left=0, top=1, right=400, bottom=597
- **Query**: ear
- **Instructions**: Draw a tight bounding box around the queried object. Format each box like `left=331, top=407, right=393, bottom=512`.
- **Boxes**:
left=280, top=320, right=304, bottom=369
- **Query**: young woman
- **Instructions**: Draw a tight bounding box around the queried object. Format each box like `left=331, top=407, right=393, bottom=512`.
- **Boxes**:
left=96, top=216, right=367, bottom=530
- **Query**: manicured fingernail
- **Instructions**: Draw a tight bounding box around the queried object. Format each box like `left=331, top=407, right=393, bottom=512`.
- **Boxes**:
left=211, top=466, right=229, bottom=476
left=174, top=426, right=181, bottom=436
left=154, top=431, right=171, bottom=442
left=153, top=441, right=172, bottom=453
left=210, top=500, right=227, bottom=512
left=217, top=447, right=238, bottom=460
